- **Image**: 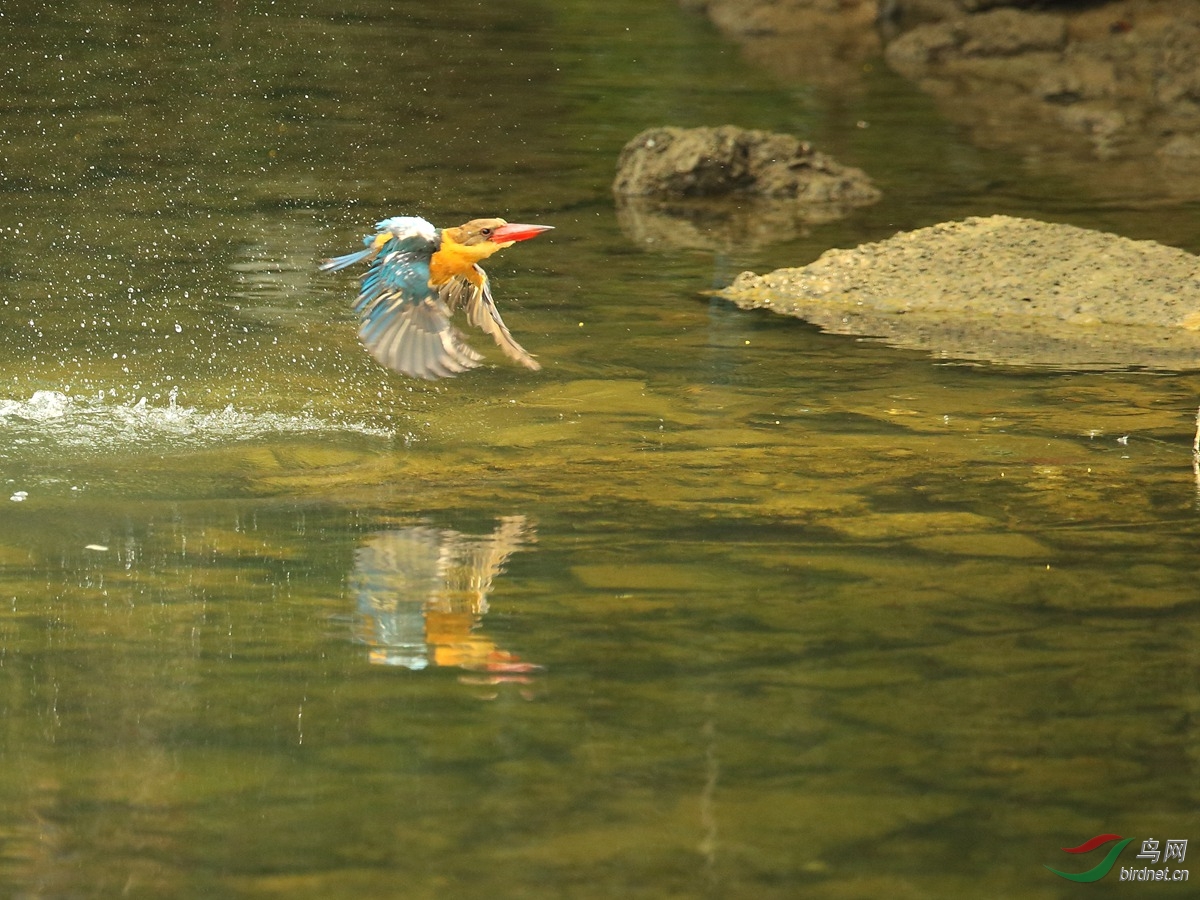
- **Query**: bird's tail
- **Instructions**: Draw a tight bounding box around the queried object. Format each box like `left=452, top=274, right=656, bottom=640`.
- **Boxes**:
left=319, top=247, right=376, bottom=272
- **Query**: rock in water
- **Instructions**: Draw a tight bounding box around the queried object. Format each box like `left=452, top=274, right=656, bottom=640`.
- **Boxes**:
left=613, top=125, right=880, bottom=206
left=718, top=215, right=1200, bottom=371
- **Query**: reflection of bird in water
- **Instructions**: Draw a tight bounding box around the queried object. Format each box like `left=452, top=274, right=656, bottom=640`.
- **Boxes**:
left=320, top=215, right=552, bottom=379
left=351, top=516, right=540, bottom=678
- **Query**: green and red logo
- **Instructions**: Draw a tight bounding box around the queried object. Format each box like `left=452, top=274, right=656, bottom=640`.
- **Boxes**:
left=1045, top=834, right=1134, bottom=882
left=1046, top=834, right=1190, bottom=883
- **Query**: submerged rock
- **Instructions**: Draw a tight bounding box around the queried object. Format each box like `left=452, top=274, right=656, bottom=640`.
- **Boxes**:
left=717, top=215, right=1200, bottom=370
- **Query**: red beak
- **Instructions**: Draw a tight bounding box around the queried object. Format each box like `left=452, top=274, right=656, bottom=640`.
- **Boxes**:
left=489, top=223, right=554, bottom=243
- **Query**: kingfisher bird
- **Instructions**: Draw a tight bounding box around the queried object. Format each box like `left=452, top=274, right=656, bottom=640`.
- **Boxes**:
left=320, top=215, right=553, bottom=380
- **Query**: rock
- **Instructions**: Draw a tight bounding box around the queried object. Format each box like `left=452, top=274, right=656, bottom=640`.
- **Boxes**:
left=612, top=126, right=879, bottom=248
left=886, top=0, right=1061, bottom=22
left=885, top=8, right=1067, bottom=72
left=716, top=215, right=1200, bottom=370
left=687, top=0, right=1200, bottom=203
left=879, top=1, right=1200, bottom=196
left=1159, top=135, right=1200, bottom=158
left=613, top=125, right=880, bottom=205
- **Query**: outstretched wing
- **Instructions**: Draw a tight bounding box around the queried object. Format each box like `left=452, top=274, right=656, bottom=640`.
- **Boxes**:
left=358, top=291, right=483, bottom=380
left=438, top=265, right=541, bottom=371
left=324, top=230, right=483, bottom=380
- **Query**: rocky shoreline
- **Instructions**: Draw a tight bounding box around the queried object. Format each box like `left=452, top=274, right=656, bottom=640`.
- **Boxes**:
left=683, top=0, right=1200, bottom=202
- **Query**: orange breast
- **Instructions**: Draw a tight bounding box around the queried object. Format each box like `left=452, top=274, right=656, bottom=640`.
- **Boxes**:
left=429, top=234, right=497, bottom=286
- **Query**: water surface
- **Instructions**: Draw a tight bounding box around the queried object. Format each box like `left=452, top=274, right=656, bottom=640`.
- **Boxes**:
left=1, top=2, right=1197, bottom=897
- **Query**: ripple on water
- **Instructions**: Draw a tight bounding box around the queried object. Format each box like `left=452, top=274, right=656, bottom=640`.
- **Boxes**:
left=0, top=389, right=394, bottom=457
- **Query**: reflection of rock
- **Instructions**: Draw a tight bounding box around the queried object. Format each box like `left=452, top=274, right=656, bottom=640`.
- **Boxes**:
left=613, top=126, right=880, bottom=205
left=717, top=215, right=1200, bottom=370
left=615, top=196, right=845, bottom=253
left=680, top=0, right=881, bottom=90
left=352, top=516, right=539, bottom=677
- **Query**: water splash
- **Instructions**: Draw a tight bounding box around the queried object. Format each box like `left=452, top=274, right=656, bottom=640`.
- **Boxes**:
left=0, top=389, right=394, bottom=457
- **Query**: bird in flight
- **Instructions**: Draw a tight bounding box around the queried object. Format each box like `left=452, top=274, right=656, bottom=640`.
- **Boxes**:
left=321, top=215, right=552, bottom=380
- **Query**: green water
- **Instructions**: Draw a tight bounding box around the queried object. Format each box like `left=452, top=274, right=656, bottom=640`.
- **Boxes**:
left=1, top=2, right=1197, bottom=897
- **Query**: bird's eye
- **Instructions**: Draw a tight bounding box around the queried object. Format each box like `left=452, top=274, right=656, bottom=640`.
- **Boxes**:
left=480, top=228, right=491, bottom=236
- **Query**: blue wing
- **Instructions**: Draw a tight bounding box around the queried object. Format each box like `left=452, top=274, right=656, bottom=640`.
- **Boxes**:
left=355, top=246, right=428, bottom=314
left=357, top=290, right=483, bottom=380
left=323, top=231, right=483, bottom=380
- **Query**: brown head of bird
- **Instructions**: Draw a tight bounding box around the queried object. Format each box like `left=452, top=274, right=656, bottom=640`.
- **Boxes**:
left=430, top=218, right=553, bottom=287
